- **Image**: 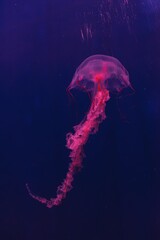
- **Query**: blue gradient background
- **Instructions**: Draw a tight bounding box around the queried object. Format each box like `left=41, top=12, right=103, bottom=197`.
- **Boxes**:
left=0, top=1, right=160, bottom=240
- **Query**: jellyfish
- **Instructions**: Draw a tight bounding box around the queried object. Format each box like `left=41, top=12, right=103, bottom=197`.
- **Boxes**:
left=26, top=54, right=131, bottom=207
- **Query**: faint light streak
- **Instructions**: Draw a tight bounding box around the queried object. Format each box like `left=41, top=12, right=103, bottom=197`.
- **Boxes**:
left=80, top=24, right=93, bottom=42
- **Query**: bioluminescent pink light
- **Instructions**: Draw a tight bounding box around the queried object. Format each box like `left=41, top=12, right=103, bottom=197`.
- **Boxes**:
left=26, top=55, right=131, bottom=207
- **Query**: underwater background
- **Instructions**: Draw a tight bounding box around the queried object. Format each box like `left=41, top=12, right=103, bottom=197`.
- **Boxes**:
left=0, top=0, right=160, bottom=239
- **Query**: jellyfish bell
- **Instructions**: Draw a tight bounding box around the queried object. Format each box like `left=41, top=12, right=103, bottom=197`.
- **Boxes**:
left=68, top=54, right=131, bottom=97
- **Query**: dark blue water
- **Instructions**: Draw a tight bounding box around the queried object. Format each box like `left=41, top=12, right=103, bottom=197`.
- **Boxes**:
left=0, top=1, right=160, bottom=240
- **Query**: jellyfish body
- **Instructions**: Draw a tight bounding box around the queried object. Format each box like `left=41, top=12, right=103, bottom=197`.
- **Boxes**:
left=26, top=55, right=131, bottom=207
left=68, top=55, right=130, bottom=95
